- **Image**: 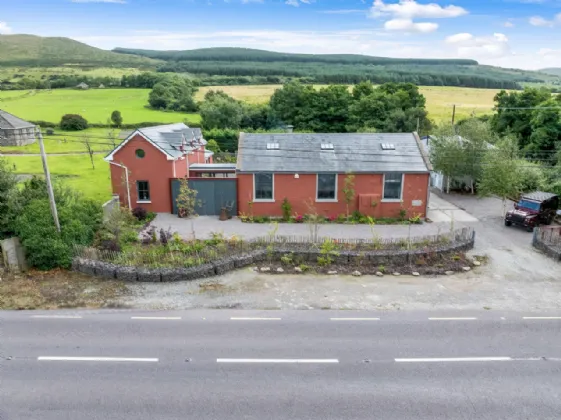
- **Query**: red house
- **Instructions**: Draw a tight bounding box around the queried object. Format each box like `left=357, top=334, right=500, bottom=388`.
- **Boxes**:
left=236, top=132, right=431, bottom=219
left=104, top=123, right=211, bottom=213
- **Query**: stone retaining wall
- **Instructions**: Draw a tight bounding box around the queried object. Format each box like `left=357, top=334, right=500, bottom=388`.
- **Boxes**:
left=532, top=227, right=561, bottom=261
left=72, top=235, right=475, bottom=283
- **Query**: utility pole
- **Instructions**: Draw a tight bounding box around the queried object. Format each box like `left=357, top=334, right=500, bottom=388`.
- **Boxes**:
left=451, top=104, right=456, bottom=126
left=37, top=127, right=61, bottom=233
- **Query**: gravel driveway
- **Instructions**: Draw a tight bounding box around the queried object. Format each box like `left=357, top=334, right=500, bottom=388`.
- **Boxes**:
left=125, top=193, right=561, bottom=311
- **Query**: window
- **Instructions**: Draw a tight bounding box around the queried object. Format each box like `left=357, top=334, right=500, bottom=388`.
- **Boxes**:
left=254, top=173, right=273, bottom=201
left=317, top=174, right=337, bottom=201
left=137, top=181, right=150, bottom=202
left=135, top=149, right=145, bottom=158
left=383, top=173, right=403, bottom=201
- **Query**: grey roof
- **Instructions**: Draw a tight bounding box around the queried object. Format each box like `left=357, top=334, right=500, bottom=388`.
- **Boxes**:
left=237, top=132, right=430, bottom=173
left=137, top=123, right=205, bottom=159
left=521, top=191, right=558, bottom=202
left=106, top=123, right=205, bottom=161
left=0, top=109, right=35, bottom=130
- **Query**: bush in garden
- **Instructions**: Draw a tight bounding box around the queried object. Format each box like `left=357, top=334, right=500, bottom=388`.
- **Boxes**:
left=60, top=114, right=88, bottom=131
left=132, top=206, right=148, bottom=221
left=15, top=189, right=102, bottom=270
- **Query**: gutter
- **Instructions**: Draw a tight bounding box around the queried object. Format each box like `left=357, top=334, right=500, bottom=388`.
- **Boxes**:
left=109, top=161, right=132, bottom=209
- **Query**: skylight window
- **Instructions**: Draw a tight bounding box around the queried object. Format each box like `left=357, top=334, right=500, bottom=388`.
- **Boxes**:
left=381, top=143, right=395, bottom=151
left=266, top=143, right=280, bottom=150
left=321, top=143, right=334, bottom=150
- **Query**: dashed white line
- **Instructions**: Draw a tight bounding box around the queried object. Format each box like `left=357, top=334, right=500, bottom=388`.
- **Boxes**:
left=395, top=357, right=512, bottom=363
left=330, top=318, right=380, bottom=321
left=523, top=317, right=561, bottom=320
left=37, top=357, right=159, bottom=362
left=217, top=358, right=339, bottom=364
left=230, top=317, right=282, bottom=321
left=428, top=317, right=477, bottom=321
left=31, top=315, right=83, bottom=319
left=130, top=316, right=182, bottom=320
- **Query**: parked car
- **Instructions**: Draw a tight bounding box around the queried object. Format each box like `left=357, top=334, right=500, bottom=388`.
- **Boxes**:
left=505, top=191, right=560, bottom=232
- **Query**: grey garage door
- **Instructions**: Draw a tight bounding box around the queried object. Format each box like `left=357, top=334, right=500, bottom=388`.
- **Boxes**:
left=171, top=179, right=237, bottom=216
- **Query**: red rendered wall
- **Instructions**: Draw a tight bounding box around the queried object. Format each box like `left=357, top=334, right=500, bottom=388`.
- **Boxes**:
left=237, top=173, right=429, bottom=219
left=110, top=135, right=177, bottom=213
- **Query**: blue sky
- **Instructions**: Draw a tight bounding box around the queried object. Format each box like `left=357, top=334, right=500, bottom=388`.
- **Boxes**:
left=2, top=0, right=561, bottom=69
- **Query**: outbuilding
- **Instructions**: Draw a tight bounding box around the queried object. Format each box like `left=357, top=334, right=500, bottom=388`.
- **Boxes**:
left=0, top=109, right=36, bottom=147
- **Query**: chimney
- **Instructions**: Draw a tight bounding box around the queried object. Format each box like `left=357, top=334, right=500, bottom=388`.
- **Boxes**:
left=285, top=125, right=294, bottom=134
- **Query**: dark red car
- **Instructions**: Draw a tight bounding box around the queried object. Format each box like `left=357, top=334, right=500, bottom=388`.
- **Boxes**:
left=505, top=191, right=559, bottom=232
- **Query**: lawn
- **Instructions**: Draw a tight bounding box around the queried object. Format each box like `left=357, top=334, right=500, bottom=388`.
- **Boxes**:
left=196, top=84, right=503, bottom=122
left=0, top=88, right=201, bottom=125
left=5, top=154, right=112, bottom=203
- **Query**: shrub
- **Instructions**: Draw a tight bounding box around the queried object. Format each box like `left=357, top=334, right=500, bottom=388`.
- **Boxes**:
left=111, top=110, right=123, bottom=127
left=15, top=190, right=102, bottom=270
left=45, top=128, right=55, bottom=135
left=132, top=206, right=148, bottom=221
left=281, top=198, right=292, bottom=222
left=60, top=114, right=88, bottom=131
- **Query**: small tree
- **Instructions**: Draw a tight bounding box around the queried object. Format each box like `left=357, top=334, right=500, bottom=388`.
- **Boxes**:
left=82, top=135, right=95, bottom=169
left=478, top=136, right=521, bottom=215
left=342, top=173, right=356, bottom=219
left=176, top=177, right=199, bottom=218
left=0, top=158, right=17, bottom=238
left=60, top=114, right=88, bottom=131
left=111, top=110, right=123, bottom=127
left=430, top=128, right=464, bottom=193
left=206, top=139, right=221, bottom=154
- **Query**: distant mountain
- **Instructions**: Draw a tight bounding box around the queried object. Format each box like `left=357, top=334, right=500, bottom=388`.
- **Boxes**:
left=0, top=34, right=160, bottom=67
left=112, top=47, right=560, bottom=90
left=540, top=68, right=561, bottom=77
left=112, top=46, right=478, bottom=66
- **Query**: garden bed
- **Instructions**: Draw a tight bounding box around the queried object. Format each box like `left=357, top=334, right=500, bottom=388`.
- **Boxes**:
left=239, top=212, right=423, bottom=225
left=73, top=228, right=476, bottom=282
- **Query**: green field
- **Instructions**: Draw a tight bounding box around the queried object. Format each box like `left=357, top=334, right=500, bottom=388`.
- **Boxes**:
left=0, top=88, right=201, bottom=125
left=196, top=85, right=502, bottom=122
left=0, top=128, right=119, bottom=154
left=5, top=154, right=111, bottom=203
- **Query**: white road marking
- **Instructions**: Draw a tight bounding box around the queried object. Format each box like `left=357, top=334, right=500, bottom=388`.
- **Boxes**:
left=217, top=358, right=339, bottom=364
left=523, top=317, right=561, bottom=320
left=330, top=318, right=380, bottom=321
left=230, top=317, right=282, bottom=321
left=395, top=357, right=512, bottom=363
left=31, top=315, right=83, bottom=319
left=428, top=317, right=477, bottom=321
left=131, top=317, right=182, bottom=320
left=501, top=317, right=506, bottom=320
left=37, top=357, right=158, bottom=362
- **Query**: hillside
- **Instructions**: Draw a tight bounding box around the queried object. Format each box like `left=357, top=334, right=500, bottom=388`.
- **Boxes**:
left=0, top=34, right=160, bottom=68
left=112, top=47, right=478, bottom=66
left=113, top=47, right=559, bottom=90
left=540, top=68, right=561, bottom=77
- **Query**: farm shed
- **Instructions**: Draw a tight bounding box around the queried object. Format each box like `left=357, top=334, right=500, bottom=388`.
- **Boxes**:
left=0, top=109, right=36, bottom=146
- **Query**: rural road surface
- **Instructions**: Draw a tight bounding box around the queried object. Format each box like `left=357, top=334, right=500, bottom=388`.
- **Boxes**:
left=2, top=310, right=561, bottom=420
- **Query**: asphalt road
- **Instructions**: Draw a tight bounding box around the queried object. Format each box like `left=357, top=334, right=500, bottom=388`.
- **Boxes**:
left=2, top=310, right=561, bottom=420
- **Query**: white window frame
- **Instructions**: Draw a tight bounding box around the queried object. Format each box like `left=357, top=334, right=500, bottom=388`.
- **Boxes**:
left=136, top=180, right=151, bottom=203
left=253, top=173, right=275, bottom=202
left=382, top=173, right=404, bottom=202
left=316, top=173, right=338, bottom=202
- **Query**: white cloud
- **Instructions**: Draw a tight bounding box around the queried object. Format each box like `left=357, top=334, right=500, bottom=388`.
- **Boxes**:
left=71, top=0, right=126, bottom=3
left=285, top=0, right=311, bottom=6
left=445, top=32, right=510, bottom=59
left=0, top=22, right=12, bottom=34
left=241, top=0, right=264, bottom=3
left=529, top=13, right=561, bottom=27
left=529, top=15, right=554, bottom=26
left=370, top=0, right=468, bottom=19
left=445, top=32, right=473, bottom=43
left=384, top=18, right=438, bottom=33
left=504, top=21, right=515, bottom=28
